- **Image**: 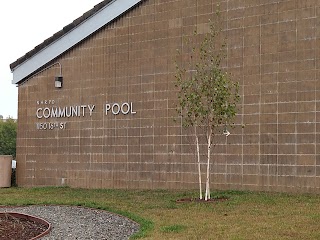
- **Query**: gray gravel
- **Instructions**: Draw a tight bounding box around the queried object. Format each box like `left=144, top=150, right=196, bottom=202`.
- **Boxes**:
left=0, top=205, right=140, bottom=239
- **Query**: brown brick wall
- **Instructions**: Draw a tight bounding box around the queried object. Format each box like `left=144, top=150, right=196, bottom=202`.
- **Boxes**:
left=16, top=0, right=320, bottom=193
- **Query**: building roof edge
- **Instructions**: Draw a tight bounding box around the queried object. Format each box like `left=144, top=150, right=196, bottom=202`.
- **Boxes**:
left=10, top=0, right=143, bottom=84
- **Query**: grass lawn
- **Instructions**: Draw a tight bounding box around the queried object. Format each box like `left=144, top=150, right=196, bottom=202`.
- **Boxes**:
left=0, top=187, right=320, bottom=239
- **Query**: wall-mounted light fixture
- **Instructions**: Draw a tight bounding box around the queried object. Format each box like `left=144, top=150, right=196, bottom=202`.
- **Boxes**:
left=54, top=62, right=63, bottom=88
left=55, top=76, right=63, bottom=88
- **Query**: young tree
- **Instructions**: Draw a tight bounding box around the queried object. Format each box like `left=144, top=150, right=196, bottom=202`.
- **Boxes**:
left=0, top=118, right=17, bottom=158
left=175, top=10, right=240, bottom=200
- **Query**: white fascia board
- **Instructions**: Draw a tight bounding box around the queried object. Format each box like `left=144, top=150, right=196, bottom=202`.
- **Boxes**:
left=12, top=0, right=141, bottom=84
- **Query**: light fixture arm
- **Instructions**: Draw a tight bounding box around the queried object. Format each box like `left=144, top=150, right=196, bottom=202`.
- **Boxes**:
left=17, top=61, right=63, bottom=86
left=41, top=62, right=62, bottom=76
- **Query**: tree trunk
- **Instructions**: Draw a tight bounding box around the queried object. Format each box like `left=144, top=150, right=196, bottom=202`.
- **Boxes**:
left=194, top=125, right=202, bottom=200
left=205, top=128, right=212, bottom=201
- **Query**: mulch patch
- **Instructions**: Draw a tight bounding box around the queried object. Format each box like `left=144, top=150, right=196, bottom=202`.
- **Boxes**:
left=176, top=197, right=228, bottom=203
left=0, top=213, right=48, bottom=240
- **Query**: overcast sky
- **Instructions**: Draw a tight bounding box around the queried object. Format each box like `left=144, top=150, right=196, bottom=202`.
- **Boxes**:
left=0, top=0, right=102, bottom=119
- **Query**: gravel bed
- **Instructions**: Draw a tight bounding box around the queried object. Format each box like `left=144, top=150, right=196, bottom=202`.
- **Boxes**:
left=0, top=205, right=140, bottom=240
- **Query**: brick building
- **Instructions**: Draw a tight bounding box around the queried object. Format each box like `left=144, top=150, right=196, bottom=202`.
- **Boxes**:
left=10, top=0, right=320, bottom=192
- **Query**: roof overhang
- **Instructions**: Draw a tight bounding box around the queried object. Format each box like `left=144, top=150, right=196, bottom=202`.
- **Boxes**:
left=11, top=0, right=142, bottom=85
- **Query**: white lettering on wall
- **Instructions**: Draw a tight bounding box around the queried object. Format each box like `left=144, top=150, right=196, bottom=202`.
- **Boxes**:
left=43, top=108, right=51, bottom=119
left=35, top=100, right=136, bottom=131
left=105, top=102, right=136, bottom=115
left=121, top=102, right=130, bottom=115
left=88, top=105, right=95, bottom=116
left=36, top=108, right=43, bottom=119
left=36, top=122, right=66, bottom=130
left=37, top=100, right=55, bottom=105
left=36, top=104, right=96, bottom=119
left=112, top=103, right=120, bottom=115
